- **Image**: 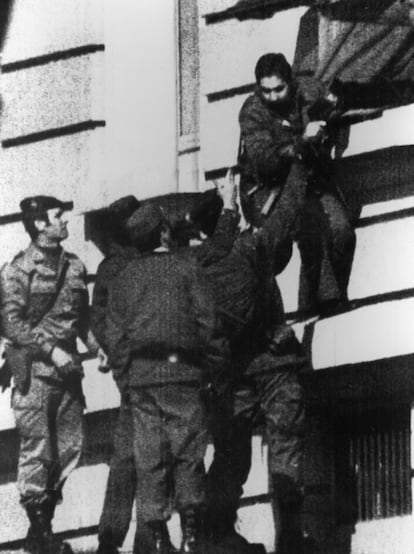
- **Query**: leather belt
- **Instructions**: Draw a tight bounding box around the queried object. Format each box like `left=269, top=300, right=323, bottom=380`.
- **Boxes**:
left=133, top=348, right=200, bottom=365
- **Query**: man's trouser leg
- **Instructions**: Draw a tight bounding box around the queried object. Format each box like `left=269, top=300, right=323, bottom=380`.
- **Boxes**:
left=130, top=383, right=207, bottom=522
left=98, top=393, right=136, bottom=549
left=13, top=376, right=83, bottom=554
left=13, top=376, right=84, bottom=508
left=205, top=385, right=255, bottom=541
left=247, top=353, right=306, bottom=554
left=130, top=378, right=207, bottom=553
left=319, top=192, right=356, bottom=300
left=297, top=188, right=355, bottom=313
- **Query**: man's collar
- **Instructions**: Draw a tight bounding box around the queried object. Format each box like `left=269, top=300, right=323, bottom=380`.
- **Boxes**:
left=29, top=241, right=66, bottom=265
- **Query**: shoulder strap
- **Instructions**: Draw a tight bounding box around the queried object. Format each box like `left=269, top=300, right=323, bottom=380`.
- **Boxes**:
left=31, top=260, right=70, bottom=328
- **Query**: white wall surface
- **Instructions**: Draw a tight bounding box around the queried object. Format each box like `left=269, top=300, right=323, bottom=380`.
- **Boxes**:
left=1, top=53, right=105, bottom=139
left=96, top=0, right=178, bottom=208
left=1, top=0, right=103, bottom=63
left=0, top=130, right=104, bottom=216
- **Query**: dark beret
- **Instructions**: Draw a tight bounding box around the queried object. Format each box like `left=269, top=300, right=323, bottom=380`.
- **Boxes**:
left=125, top=203, right=165, bottom=239
left=20, top=196, right=67, bottom=216
left=107, top=195, right=140, bottom=224
left=142, top=191, right=223, bottom=237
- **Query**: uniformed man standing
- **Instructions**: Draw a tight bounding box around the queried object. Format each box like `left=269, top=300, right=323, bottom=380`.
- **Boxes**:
left=196, top=165, right=310, bottom=554
left=105, top=205, right=229, bottom=554
left=0, top=196, right=97, bottom=554
left=91, top=196, right=141, bottom=554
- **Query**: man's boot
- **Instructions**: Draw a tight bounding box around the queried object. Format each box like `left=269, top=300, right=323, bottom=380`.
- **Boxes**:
left=276, top=502, right=304, bottom=554
left=180, top=508, right=202, bottom=553
left=272, top=474, right=304, bottom=554
left=24, top=505, right=53, bottom=554
left=44, top=496, right=74, bottom=554
left=24, top=504, right=73, bottom=554
left=133, top=520, right=175, bottom=554
left=96, top=540, right=120, bottom=554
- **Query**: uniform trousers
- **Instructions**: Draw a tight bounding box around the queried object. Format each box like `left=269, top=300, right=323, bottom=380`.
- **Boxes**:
left=242, top=168, right=356, bottom=312
left=206, top=352, right=305, bottom=534
left=12, top=375, right=84, bottom=508
left=98, top=393, right=136, bottom=547
left=296, top=189, right=356, bottom=312
left=129, top=378, right=207, bottom=523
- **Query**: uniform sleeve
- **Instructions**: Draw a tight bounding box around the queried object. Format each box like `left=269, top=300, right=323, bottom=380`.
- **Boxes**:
left=195, top=209, right=240, bottom=268
left=0, top=263, right=56, bottom=356
left=188, top=262, right=229, bottom=377
left=90, top=262, right=110, bottom=351
left=104, top=272, right=132, bottom=377
left=258, top=161, right=309, bottom=275
left=239, top=99, right=301, bottom=180
left=77, top=263, right=91, bottom=347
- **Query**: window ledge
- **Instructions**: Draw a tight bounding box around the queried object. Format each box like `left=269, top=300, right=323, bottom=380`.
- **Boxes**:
left=178, top=134, right=200, bottom=155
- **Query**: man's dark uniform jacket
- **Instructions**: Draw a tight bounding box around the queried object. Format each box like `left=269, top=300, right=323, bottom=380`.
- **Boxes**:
left=195, top=166, right=310, bottom=540
left=199, top=163, right=309, bottom=373
left=104, top=246, right=229, bottom=527
left=105, top=247, right=228, bottom=388
left=90, top=242, right=139, bottom=354
left=90, top=241, right=141, bottom=550
left=238, top=84, right=356, bottom=312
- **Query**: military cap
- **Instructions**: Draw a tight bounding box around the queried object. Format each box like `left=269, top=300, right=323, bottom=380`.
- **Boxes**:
left=140, top=191, right=222, bottom=237
left=107, top=195, right=140, bottom=224
left=20, top=196, right=67, bottom=217
left=189, top=188, right=223, bottom=236
left=125, top=203, right=165, bottom=239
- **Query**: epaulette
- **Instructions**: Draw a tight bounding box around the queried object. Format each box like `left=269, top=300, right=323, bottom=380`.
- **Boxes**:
left=9, top=249, right=36, bottom=274
left=65, top=250, right=78, bottom=260
left=12, top=250, right=25, bottom=263
left=65, top=251, right=86, bottom=275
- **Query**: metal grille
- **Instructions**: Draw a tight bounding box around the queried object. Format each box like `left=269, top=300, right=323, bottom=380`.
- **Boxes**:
left=336, top=408, right=412, bottom=522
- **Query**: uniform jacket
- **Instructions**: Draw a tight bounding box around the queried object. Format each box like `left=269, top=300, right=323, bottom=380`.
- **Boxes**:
left=90, top=243, right=139, bottom=352
left=238, top=84, right=334, bottom=196
left=0, top=242, right=89, bottom=380
left=199, top=165, right=310, bottom=375
left=105, top=247, right=228, bottom=387
left=238, top=86, right=307, bottom=191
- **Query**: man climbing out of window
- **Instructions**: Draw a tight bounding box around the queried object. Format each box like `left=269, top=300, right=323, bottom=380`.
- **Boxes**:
left=238, top=52, right=356, bottom=317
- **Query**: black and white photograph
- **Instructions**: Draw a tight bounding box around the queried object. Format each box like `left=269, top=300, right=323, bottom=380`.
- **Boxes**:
left=0, top=1, right=413, bottom=553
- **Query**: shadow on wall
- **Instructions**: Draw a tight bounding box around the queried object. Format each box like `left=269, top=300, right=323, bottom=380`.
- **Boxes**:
left=334, top=145, right=414, bottom=224
left=0, top=0, right=13, bottom=51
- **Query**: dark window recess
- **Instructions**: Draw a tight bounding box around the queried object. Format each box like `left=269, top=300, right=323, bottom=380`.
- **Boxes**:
left=335, top=407, right=412, bottom=523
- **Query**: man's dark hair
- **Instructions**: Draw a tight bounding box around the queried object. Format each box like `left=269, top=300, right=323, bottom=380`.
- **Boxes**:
left=255, top=53, right=292, bottom=84
left=169, top=219, right=200, bottom=247
left=134, top=222, right=164, bottom=253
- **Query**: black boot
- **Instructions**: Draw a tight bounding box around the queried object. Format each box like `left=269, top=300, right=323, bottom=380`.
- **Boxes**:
left=96, top=541, right=120, bottom=554
left=23, top=520, right=38, bottom=554
left=180, top=508, right=202, bottom=553
left=24, top=505, right=53, bottom=554
left=272, top=474, right=305, bottom=554
left=24, top=505, right=73, bottom=554
left=134, top=520, right=175, bottom=554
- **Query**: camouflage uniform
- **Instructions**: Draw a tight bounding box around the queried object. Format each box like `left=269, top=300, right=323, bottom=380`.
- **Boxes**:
left=0, top=242, right=88, bottom=508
